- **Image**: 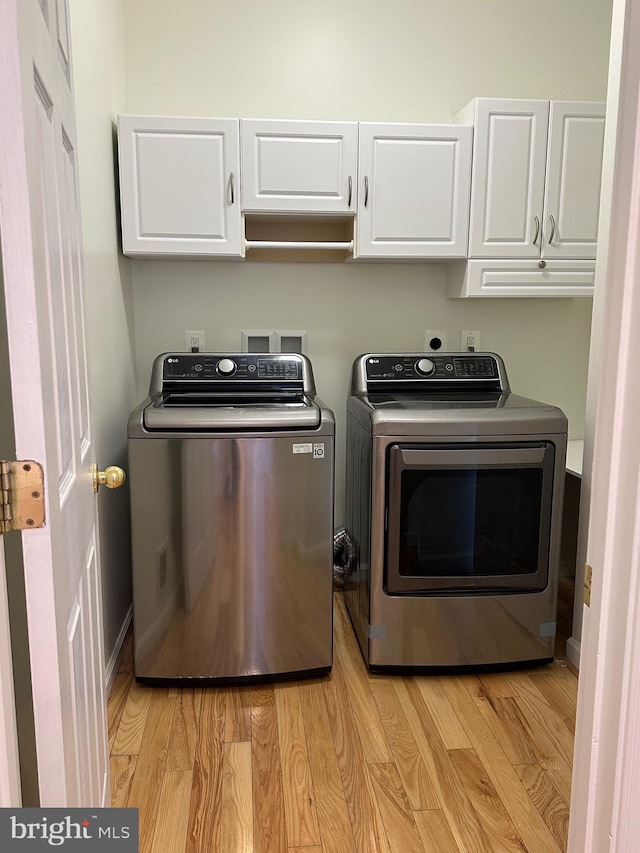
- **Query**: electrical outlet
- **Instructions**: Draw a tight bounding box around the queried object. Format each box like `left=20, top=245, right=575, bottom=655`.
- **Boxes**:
left=423, top=329, right=448, bottom=352
left=461, top=330, right=481, bottom=352
left=185, top=330, right=205, bottom=352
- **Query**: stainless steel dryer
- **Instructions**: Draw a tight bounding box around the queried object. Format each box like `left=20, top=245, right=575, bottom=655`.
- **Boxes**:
left=128, top=352, right=334, bottom=683
left=345, top=352, right=567, bottom=671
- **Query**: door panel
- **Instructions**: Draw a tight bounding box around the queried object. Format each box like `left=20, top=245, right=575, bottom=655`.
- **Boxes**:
left=0, top=0, right=108, bottom=805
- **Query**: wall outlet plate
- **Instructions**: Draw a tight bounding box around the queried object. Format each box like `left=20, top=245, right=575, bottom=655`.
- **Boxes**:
left=461, top=330, right=481, bottom=352
left=424, top=330, right=448, bottom=352
left=185, top=329, right=205, bottom=351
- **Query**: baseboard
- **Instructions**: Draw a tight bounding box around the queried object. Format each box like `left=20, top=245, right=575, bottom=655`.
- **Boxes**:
left=566, top=635, right=581, bottom=669
left=104, top=605, right=133, bottom=695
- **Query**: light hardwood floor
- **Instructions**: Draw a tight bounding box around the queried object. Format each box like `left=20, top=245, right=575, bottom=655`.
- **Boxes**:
left=108, top=591, right=578, bottom=852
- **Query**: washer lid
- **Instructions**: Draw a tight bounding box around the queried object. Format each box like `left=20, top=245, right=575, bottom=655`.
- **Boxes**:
left=143, top=394, right=321, bottom=431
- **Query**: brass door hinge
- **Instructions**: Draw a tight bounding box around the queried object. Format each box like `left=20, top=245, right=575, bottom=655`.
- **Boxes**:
left=0, top=460, right=46, bottom=533
left=584, top=563, right=593, bottom=607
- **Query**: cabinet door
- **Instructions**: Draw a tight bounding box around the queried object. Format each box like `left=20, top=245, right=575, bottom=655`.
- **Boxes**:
left=356, top=123, right=472, bottom=259
left=542, top=101, right=605, bottom=259
left=241, top=119, right=358, bottom=214
left=118, top=115, right=243, bottom=257
left=468, top=99, right=549, bottom=258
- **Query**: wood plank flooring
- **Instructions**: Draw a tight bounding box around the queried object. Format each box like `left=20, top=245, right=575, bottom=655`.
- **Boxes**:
left=109, top=592, right=578, bottom=852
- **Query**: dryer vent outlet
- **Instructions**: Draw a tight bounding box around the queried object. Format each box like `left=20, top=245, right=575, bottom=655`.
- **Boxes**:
left=424, top=330, right=448, bottom=352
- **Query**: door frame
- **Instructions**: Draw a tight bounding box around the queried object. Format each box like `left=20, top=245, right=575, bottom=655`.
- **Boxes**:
left=568, top=0, right=640, bottom=849
left=0, top=541, right=21, bottom=805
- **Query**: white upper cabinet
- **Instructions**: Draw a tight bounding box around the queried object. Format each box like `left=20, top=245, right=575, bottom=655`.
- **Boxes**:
left=118, top=115, right=243, bottom=258
left=355, top=123, right=472, bottom=259
left=240, top=119, right=358, bottom=214
left=466, top=100, right=548, bottom=259
left=542, top=102, right=606, bottom=259
left=465, top=99, right=605, bottom=260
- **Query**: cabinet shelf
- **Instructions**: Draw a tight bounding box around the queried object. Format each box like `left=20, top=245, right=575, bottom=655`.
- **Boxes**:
left=243, top=215, right=354, bottom=261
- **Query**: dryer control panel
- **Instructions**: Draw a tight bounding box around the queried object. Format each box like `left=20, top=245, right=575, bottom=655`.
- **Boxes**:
left=365, top=354, right=499, bottom=381
left=352, top=353, right=509, bottom=394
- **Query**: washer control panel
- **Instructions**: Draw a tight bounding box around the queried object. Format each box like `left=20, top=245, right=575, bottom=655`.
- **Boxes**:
left=365, top=354, right=500, bottom=382
left=162, top=354, right=304, bottom=383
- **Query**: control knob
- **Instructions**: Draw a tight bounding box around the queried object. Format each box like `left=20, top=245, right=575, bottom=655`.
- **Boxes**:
left=216, top=358, right=236, bottom=376
left=416, top=358, right=435, bottom=376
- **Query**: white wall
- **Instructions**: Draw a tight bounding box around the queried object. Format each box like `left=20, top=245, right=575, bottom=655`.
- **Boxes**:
left=123, top=0, right=611, bottom=120
left=69, top=0, right=137, bottom=668
left=122, top=0, right=610, bottom=523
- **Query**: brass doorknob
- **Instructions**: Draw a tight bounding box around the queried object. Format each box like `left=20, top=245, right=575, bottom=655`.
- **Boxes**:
left=92, top=464, right=126, bottom=493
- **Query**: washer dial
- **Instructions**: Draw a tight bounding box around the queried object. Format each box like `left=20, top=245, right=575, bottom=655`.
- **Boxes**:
left=216, top=358, right=237, bottom=376
left=416, top=358, right=436, bottom=376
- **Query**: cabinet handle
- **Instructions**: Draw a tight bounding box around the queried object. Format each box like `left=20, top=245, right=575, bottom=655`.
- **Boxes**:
left=348, top=175, right=353, bottom=207
left=533, top=215, right=540, bottom=246
left=548, top=214, right=556, bottom=244
left=364, top=175, right=369, bottom=207
left=229, top=172, right=235, bottom=205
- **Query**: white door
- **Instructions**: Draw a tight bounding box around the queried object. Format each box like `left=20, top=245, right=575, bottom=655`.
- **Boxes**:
left=468, top=99, right=549, bottom=259
left=0, top=0, right=108, bottom=807
left=542, top=101, right=606, bottom=260
left=356, top=123, right=472, bottom=259
left=118, top=115, right=243, bottom=258
left=240, top=118, right=358, bottom=213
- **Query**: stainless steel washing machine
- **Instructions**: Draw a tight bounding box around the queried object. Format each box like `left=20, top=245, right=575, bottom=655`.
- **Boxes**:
left=345, top=352, right=567, bottom=671
left=128, top=352, right=334, bottom=683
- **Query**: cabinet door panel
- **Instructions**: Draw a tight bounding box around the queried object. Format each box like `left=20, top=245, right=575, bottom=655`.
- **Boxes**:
left=356, top=123, right=472, bottom=258
left=542, top=102, right=605, bottom=259
left=468, top=100, right=549, bottom=258
left=241, top=119, right=357, bottom=213
left=137, top=133, right=226, bottom=237
left=118, top=116, right=242, bottom=257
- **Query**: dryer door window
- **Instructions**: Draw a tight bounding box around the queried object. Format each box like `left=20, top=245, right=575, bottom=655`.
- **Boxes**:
left=385, top=442, right=555, bottom=594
